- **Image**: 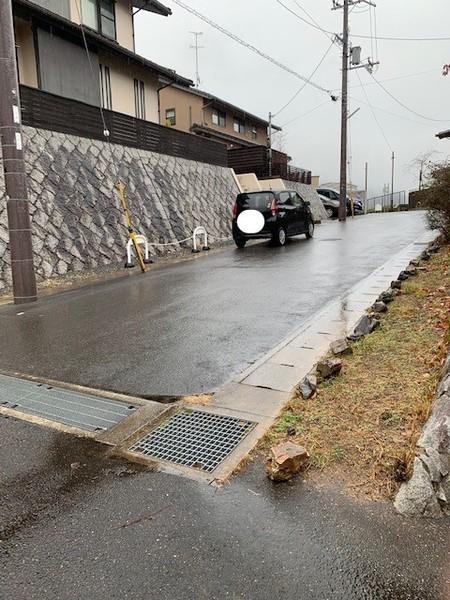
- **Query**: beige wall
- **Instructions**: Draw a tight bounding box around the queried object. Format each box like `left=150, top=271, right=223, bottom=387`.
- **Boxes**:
left=15, top=18, right=38, bottom=88
left=115, top=0, right=134, bottom=51
left=98, top=50, right=159, bottom=122
left=311, top=175, right=320, bottom=188
left=159, top=86, right=204, bottom=130
left=235, top=174, right=262, bottom=193
left=202, top=104, right=267, bottom=146
left=69, top=0, right=134, bottom=50
left=159, top=86, right=268, bottom=147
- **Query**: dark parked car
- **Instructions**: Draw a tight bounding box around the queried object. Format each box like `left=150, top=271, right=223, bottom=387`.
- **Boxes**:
left=317, top=187, right=364, bottom=218
left=232, top=190, right=315, bottom=248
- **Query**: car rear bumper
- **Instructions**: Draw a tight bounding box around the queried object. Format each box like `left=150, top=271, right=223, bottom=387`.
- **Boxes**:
left=232, top=220, right=276, bottom=240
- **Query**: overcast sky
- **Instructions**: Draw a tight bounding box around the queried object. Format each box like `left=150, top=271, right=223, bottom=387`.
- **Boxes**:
left=135, top=0, right=450, bottom=196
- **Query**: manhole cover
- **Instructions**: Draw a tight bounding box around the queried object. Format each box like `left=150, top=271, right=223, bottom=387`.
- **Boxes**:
left=129, top=410, right=256, bottom=472
left=0, top=374, right=136, bottom=432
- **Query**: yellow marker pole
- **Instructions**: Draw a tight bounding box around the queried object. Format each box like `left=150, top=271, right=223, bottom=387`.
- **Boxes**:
left=115, top=181, right=147, bottom=273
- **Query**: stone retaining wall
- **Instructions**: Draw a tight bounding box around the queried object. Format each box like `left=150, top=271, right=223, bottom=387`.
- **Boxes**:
left=395, top=351, right=450, bottom=517
left=0, top=126, right=240, bottom=291
left=281, top=181, right=328, bottom=222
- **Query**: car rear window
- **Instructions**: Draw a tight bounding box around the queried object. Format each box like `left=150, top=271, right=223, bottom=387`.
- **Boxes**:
left=236, top=192, right=274, bottom=210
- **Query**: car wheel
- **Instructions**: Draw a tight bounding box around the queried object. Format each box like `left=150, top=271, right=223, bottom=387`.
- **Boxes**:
left=305, top=220, right=314, bottom=239
left=273, top=227, right=287, bottom=247
left=325, top=208, right=334, bottom=219
left=234, top=236, right=246, bottom=249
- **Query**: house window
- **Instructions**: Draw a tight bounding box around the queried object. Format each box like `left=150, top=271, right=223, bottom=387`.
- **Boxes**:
left=99, top=0, right=116, bottom=39
left=81, top=0, right=116, bottom=39
left=165, top=108, right=176, bottom=126
left=212, top=109, right=226, bottom=127
left=99, top=64, right=112, bottom=109
left=134, top=79, right=146, bottom=120
left=233, top=117, right=245, bottom=134
left=81, top=0, right=97, bottom=29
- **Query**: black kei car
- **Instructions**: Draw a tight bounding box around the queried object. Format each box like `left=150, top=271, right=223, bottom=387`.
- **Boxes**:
left=232, top=190, right=315, bottom=248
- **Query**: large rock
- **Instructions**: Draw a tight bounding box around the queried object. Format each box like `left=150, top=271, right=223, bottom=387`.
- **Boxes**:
left=405, top=264, right=418, bottom=276
left=394, top=458, right=443, bottom=517
left=297, top=373, right=317, bottom=400
left=372, top=301, right=388, bottom=314
left=330, top=338, right=352, bottom=356
left=317, top=358, right=342, bottom=380
left=348, top=314, right=380, bottom=341
left=378, top=289, right=395, bottom=304
left=266, top=442, right=309, bottom=482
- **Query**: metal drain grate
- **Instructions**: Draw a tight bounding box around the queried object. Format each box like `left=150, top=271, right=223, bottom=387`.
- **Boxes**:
left=129, top=410, right=256, bottom=472
left=0, top=374, right=136, bottom=432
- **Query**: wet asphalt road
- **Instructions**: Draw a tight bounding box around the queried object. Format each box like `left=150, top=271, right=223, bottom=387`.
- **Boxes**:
left=0, top=212, right=429, bottom=397
left=1, top=418, right=449, bottom=600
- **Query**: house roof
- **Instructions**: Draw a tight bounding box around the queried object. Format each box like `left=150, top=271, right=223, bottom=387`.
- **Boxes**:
left=172, top=84, right=282, bottom=131
left=132, top=0, right=172, bottom=17
left=14, top=0, right=192, bottom=87
left=436, top=129, right=450, bottom=139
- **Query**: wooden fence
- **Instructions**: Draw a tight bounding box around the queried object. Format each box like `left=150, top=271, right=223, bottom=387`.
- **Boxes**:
left=19, top=85, right=228, bottom=167
left=227, top=145, right=311, bottom=184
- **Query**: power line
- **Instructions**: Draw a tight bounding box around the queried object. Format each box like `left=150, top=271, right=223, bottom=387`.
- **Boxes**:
left=370, top=74, right=450, bottom=122
left=333, top=68, right=437, bottom=92
left=171, top=0, right=332, bottom=95
left=273, top=40, right=335, bottom=117
left=349, top=95, right=439, bottom=128
left=274, top=0, right=331, bottom=37
left=281, top=99, right=332, bottom=128
left=355, top=70, right=392, bottom=151
left=274, top=0, right=450, bottom=42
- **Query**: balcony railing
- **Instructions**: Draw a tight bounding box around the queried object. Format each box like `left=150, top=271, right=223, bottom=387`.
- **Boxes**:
left=227, top=145, right=311, bottom=184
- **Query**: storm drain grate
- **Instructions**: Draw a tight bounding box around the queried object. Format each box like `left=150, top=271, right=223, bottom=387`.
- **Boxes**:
left=0, top=373, right=136, bottom=432
left=129, top=410, right=256, bottom=472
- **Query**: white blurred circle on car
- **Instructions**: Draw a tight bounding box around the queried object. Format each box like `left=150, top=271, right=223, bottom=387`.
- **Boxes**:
left=237, top=209, right=265, bottom=234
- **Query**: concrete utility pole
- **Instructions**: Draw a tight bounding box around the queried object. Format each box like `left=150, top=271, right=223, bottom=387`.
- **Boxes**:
left=338, top=0, right=349, bottom=222
left=364, top=161, right=368, bottom=214
left=0, top=0, right=37, bottom=304
left=189, top=31, right=204, bottom=88
left=333, top=0, right=377, bottom=222
left=391, top=151, right=395, bottom=210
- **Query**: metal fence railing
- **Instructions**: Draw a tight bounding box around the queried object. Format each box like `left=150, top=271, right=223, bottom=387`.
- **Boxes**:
left=365, top=191, right=408, bottom=213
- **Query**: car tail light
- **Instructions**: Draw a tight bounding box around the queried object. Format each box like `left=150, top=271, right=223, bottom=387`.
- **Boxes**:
left=232, top=202, right=238, bottom=218
left=270, top=199, right=278, bottom=217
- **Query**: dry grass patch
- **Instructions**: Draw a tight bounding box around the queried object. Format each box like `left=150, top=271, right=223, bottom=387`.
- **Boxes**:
left=264, top=243, right=450, bottom=500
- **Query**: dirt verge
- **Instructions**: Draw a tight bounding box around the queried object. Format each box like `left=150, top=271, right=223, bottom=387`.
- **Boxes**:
left=263, top=242, right=450, bottom=500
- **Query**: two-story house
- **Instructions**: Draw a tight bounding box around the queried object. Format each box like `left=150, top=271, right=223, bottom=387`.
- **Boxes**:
left=13, top=0, right=192, bottom=123
left=159, top=84, right=282, bottom=149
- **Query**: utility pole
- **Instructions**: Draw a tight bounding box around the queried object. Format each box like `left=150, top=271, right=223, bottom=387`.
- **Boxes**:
left=0, top=0, right=37, bottom=304
left=338, top=0, right=349, bottom=221
left=391, top=150, right=395, bottom=210
left=364, top=161, right=368, bottom=214
left=268, top=112, right=273, bottom=178
left=189, top=31, right=204, bottom=88
left=333, top=0, right=377, bottom=222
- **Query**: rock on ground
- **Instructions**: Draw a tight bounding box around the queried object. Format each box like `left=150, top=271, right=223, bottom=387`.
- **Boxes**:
left=297, top=373, right=317, bottom=400
left=266, top=442, right=309, bottom=482
left=317, top=358, right=342, bottom=380
left=348, top=314, right=380, bottom=340
left=330, top=339, right=352, bottom=356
